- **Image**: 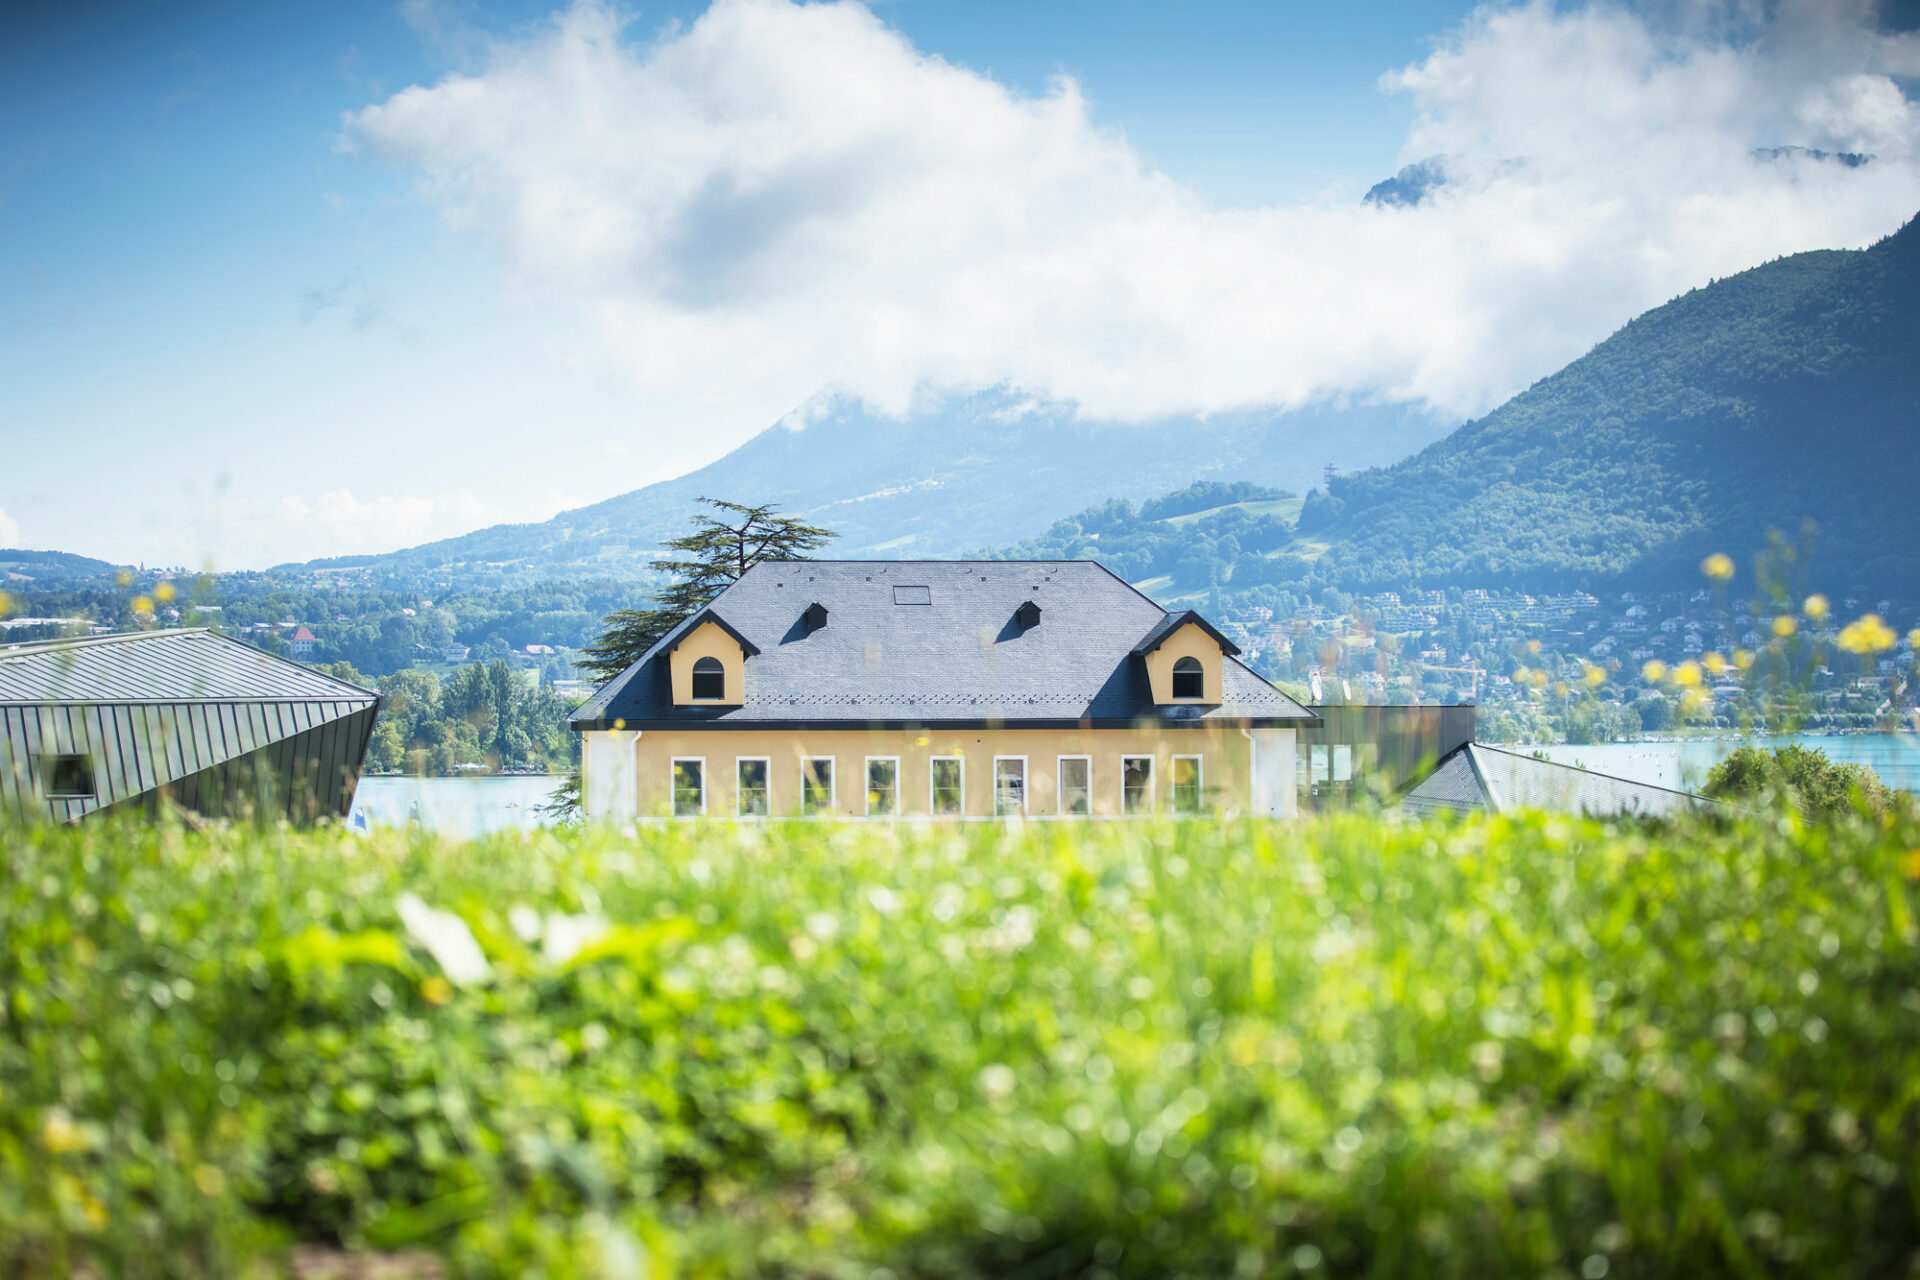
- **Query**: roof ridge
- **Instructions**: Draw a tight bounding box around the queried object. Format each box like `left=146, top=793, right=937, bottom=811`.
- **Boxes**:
left=1, top=627, right=209, bottom=656
left=1471, top=742, right=1711, bottom=801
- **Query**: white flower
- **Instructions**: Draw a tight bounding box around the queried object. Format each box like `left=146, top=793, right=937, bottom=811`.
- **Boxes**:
left=397, top=893, right=492, bottom=986
left=542, top=912, right=611, bottom=966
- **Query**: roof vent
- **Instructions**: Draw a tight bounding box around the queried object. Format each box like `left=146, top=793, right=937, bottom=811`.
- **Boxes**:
left=893, top=585, right=932, bottom=605
left=1015, top=600, right=1041, bottom=628
left=802, top=602, right=828, bottom=631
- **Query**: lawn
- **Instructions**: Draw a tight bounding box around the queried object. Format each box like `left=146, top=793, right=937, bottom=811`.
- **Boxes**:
left=3, top=809, right=1917, bottom=1277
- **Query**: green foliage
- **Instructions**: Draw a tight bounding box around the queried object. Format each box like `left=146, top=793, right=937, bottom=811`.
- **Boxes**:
left=999, top=487, right=1297, bottom=592
left=5, top=811, right=1920, bottom=1277
left=1307, top=214, right=1920, bottom=595
left=1704, top=743, right=1897, bottom=820
left=365, top=661, right=577, bottom=775
left=579, top=499, right=835, bottom=683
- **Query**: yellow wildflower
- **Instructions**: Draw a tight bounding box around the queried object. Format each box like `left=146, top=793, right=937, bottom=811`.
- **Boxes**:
left=79, top=1190, right=109, bottom=1228
left=1837, top=614, right=1897, bottom=655
left=420, top=975, right=454, bottom=1006
left=1641, top=660, right=1667, bottom=683
left=41, top=1108, right=87, bottom=1154
left=130, top=596, right=154, bottom=618
left=193, top=1164, right=227, bottom=1197
left=153, top=580, right=177, bottom=603
left=1553, top=681, right=1569, bottom=698
left=1903, top=850, right=1920, bottom=881
left=0, top=589, right=11, bottom=618
left=1700, top=552, right=1735, bottom=581
left=1733, top=649, right=1754, bottom=670
left=115, top=569, right=133, bottom=587
left=1680, top=689, right=1710, bottom=715
left=1584, top=664, right=1606, bottom=687
left=1703, top=651, right=1728, bottom=676
left=1673, top=661, right=1703, bottom=688
left=1803, top=594, right=1829, bottom=622
left=1526, top=639, right=1541, bottom=654
left=1910, top=629, right=1920, bottom=651
left=1772, top=615, right=1797, bottom=638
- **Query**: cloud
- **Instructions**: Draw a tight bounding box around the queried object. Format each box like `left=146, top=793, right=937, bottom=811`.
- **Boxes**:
left=0, top=506, right=20, bottom=548
left=345, top=0, right=1920, bottom=435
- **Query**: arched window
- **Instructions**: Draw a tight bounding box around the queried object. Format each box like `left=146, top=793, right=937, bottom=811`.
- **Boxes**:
left=1171, top=655, right=1205, bottom=699
left=691, top=656, right=726, bottom=700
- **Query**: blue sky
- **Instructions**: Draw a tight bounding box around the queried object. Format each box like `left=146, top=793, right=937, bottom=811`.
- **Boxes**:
left=4, top=0, right=1918, bottom=568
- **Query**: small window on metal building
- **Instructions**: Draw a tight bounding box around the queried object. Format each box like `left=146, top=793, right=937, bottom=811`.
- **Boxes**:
left=690, top=656, right=725, bottom=700
left=1172, top=655, right=1205, bottom=699
left=892, top=585, right=931, bottom=605
left=41, top=754, right=96, bottom=799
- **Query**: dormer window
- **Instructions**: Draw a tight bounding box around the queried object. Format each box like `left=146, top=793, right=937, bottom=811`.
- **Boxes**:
left=1015, top=601, right=1041, bottom=628
left=802, top=602, right=828, bottom=631
left=1172, top=656, right=1204, bottom=699
left=690, top=656, right=725, bottom=700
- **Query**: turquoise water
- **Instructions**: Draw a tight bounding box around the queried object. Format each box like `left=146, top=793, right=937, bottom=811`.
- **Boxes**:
left=1526, top=734, right=1920, bottom=794
left=349, top=775, right=561, bottom=839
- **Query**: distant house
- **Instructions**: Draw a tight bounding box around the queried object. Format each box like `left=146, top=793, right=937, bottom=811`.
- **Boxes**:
left=290, top=626, right=316, bottom=659
left=445, top=643, right=471, bottom=664
left=0, top=629, right=378, bottom=824
left=571, top=560, right=1316, bottom=820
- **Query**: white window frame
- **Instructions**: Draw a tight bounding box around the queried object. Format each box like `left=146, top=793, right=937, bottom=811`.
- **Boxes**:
left=929, top=755, right=966, bottom=817
left=735, top=756, right=771, bottom=818
left=992, top=755, right=1029, bottom=818
left=1056, top=754, right=1092, bottom=817
left=864, top=755, right=901, bottom=817
left=801, top=756, right=836, bottom=816
left=1121, top=754, right=1155, bottom=816
left=1171, top=753, right=1205, bottom=815
left=670, top=756, right=706, bottom=818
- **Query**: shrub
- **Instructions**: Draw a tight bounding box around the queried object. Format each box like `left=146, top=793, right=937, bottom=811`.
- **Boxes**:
left=1704, top=743, right=1897, bottom=819
left=3, top=811, right=1918, bottom=1277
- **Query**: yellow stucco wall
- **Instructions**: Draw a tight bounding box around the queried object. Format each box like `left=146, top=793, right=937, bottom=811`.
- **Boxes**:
left=668, top=621, right=746, bottom=705
left=1142, top=622, right=1225, bottom=703
left=586, top=724, right=1278, bottom=819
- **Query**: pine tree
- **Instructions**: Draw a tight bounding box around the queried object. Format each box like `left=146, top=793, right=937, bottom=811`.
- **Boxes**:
left=578, top=499, right=835, bottom=683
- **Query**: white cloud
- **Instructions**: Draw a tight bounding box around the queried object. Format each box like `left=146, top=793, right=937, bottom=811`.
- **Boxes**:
left=345, top=0, right=1920, bottom=437
left=164, top=488, right=493, bottom=570
left=0, top=506, right=20, bottom=548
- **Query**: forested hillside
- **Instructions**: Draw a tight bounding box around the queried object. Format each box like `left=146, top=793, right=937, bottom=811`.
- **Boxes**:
left=288, top=392, right=1443, bottom=584
left=1299, top=213, right=1920, bottom=595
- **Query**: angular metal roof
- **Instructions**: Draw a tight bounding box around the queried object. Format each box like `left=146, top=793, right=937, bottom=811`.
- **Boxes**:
left=574, top=560, right=1314, bottom=730
left=0, top=629, right=377, bottom=705
left=1402, top=743, right=1715, bottom=819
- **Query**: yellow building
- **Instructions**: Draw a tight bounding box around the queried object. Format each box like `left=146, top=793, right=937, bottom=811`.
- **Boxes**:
left=571, top=560, right=1316, bottom=820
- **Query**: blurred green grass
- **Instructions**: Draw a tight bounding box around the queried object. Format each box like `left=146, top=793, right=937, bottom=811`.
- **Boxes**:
left=4, top=810, right=1918, bottom=1278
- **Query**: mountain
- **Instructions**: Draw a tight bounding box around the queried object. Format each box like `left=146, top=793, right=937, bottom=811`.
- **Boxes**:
left=1299, top=212, right=1920, bottom=596
left=0, top=548, right=120, bottom=584
left=291, top=391, right=1449, bottom=585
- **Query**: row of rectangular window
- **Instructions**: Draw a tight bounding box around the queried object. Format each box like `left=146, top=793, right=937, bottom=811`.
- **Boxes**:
left=669, top=755, right=1205, bottom=817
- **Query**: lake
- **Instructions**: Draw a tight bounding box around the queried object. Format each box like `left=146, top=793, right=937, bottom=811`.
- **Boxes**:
left=348, top=733, right=1918, bottom=835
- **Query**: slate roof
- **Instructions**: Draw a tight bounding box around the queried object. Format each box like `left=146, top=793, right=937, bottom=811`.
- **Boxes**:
left=1401, top=743, right=1715, bottom=819
left=0, top=629, right=376, bottom=705
left=573, top=560, right=1315, bottom=731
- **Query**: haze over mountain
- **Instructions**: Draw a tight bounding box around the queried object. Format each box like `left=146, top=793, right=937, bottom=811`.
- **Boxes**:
left=290, top=394, right=1449, bottom=583
left=1298, top=212, right=1920, bottom=597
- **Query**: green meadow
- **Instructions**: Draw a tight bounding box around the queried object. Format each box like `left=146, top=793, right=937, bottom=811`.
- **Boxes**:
left=4, top=810, right=1918, bottom=1278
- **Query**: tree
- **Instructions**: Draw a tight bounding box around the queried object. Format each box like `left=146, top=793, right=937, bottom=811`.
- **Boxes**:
left=1704, top=744, right=1896, bottom=821
left=579, top=499, right=835, bottom=683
